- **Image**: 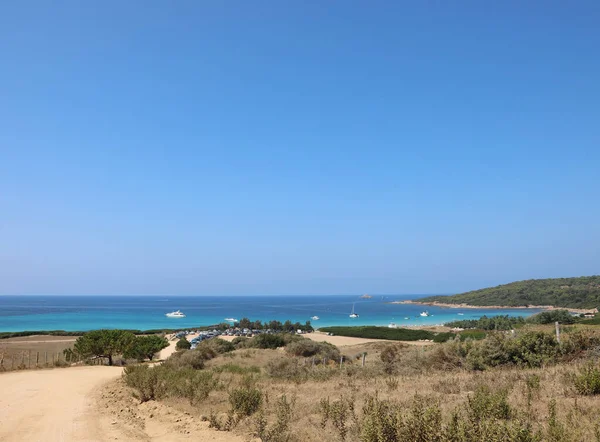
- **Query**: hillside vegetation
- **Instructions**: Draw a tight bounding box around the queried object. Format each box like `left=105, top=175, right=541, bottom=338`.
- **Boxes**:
left=114, top=324, right=600, bottom=441
left=418, top=276, right=600, bottom=309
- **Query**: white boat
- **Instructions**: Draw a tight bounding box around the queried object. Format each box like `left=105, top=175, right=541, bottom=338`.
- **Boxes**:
left=388, top=322, right=397, bottom=328
left=420, top=311, right=430, bottom=317
left=349, top=303, right=359, bottom=318
left=457, top=313, right=464, bottom=316
left=224, top=318, right=238, bottom=322
left=311, top=316, right=320, bottom=320
left=166, top=310, right=186, bottom=318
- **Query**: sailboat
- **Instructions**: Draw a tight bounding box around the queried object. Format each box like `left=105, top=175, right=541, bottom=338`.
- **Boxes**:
left=349, top=303, right=359, bottom=318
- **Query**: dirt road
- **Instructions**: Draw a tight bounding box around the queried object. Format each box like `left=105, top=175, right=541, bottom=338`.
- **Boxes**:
left=0, top=366, right=122, bottom=442
left=0, top=364, right=245, bottom=442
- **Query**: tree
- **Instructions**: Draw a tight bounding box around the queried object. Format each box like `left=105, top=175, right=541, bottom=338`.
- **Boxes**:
left=239, top=318, right=252, bottom=329
left=74, top=329, right=136, bottom=366
left=124, top=335, right=169, bottom=362
left=176, top=337, right=191, bottom=351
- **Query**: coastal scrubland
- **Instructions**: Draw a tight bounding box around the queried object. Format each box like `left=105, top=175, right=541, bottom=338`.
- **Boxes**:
left=102, top=321, right=600, bottom=442
left=418, top=275, right=600, bottom=309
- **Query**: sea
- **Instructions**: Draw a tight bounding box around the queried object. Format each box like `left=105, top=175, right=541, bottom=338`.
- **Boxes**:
left=0, top=295, right=544, bottom=332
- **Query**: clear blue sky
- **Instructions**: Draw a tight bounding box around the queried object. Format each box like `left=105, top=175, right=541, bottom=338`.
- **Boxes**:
left=1, top=1, right=599, bottom=295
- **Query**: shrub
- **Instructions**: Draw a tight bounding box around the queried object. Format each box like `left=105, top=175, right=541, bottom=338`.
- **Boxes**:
left=459, top=330, right=487, bottom=341
left=255, top=394, right=295, bottom=442
left=433, top=332, right=456, bottom=343
left=229, top=386, right=263, bottom=416
left=445, top=315, right=526, bottom=331
left=176, top=338, right=191, bottom=350
left=232, top=336, right=249, bottom=348
left=467, top=385, right=512, bottom=421
left=168, top=368, right=218, bottom=404
left=360, top=395, right=399, bottom=442
left=123, top=365, right=169, bottom=403
left=212, top=363, right=261, bottom=375
left=164, top=348, right=206, bottom=370
left=527, top=310, right=577, bottom=325
left=380, top=345, right=400, bottom=374
left=252, top=334, right=286, bottom=349
left=318, top=326, right=434, bottom=341
left=573, top=364, right=600, bottom=395
left=285, top=339, right=340, bottom=360
left=202, top=338, right=235, bottom=354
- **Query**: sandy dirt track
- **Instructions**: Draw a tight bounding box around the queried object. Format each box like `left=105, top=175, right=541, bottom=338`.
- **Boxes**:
left=0, top=364, right=245, bottom=442
left=0, top=366, right=122, bottom=442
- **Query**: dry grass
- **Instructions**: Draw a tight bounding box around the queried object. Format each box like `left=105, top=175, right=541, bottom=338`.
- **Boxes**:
left=0, top=336, right=76, bottom=370
left=111, top=328, right=600, bottom=441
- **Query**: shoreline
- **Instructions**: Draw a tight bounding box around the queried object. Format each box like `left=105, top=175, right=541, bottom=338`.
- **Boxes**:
left=394, top=300, right=597, bottom=315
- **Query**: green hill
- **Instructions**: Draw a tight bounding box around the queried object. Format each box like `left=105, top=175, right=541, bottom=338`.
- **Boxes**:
left=418, top=276, right=600, bottom=309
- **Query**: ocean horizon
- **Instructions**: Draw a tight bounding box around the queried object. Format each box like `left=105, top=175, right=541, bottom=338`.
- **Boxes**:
left=0, top=294, right=544, bottom=332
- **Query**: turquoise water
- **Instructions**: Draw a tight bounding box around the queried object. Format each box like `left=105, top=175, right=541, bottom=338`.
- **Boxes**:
left=0, top=295, right=543, bottom=332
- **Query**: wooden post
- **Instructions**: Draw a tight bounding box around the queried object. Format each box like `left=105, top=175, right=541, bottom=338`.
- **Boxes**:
left=29, top=350, right=31, bottom=368
left=45, top=351, right=47, bottom=366
left=555, top=321, right=560, bottom=343
left=340, top=356, right=343, bottom=369
left=362, top=353, right=366, bottom=367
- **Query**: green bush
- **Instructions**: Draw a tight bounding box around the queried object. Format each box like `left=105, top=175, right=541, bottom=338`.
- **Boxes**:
left=285, top=339, right=340, bottom=360
left=433, top=332, right=456, bottom=343
left=527, top=310, right=577, bottom=325
left=164, top=348, right=207, bottom=370
left=229, top=386, right=263, bottom=416
left=212, top=363, right=261, bottom=375
left=254, top=394, right=295, bottom=442
left=123, top=365, right=169, bottom=402
left=467, top=386, right=512, bottom=421
left=168, top=368, right=218, bottom=404
left=202, top=338, right=235, bottom=354
left=318, top=326, right=434, bottom=341
left=252, top=334, right=286, bottom=349
left=231, top=336, right=249, bottom=348
left=445, top=315, right=525, bottom=330
left=176, top=337, right=191, bottom=350
left=459, top=330, right=487, bottom=341
left=573, top=364, right=600, bottom=395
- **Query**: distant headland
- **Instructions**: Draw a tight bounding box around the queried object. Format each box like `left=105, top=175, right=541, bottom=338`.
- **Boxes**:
left=398, top=276, right=600, bottom=313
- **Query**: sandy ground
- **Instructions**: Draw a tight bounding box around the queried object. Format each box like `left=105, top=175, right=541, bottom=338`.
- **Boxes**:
left=0, top=366, right=122, bottom=442
left=0, top=363, right=245, bottom=442
left=219, top=333, right=433, bottom=347
left=304, top=332, right=433, bottom=346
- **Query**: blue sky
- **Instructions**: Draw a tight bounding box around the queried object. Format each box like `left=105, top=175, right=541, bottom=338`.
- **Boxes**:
left=1, top=1, right=599, bottom=295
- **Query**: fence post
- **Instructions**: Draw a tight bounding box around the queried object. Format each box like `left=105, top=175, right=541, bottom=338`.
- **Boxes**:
left=36, top=352, right=39, bottom=367
left=340, top=356, right=343, bottom=369
left=45, top=351, right=47, bottom=366
left=555, top=321, right=561, bottom=343
left=21, top=352, right=25, bottom=366
left=29, top=350, right=31, bottom=368
left=362, top=353, right=366, bottom=367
